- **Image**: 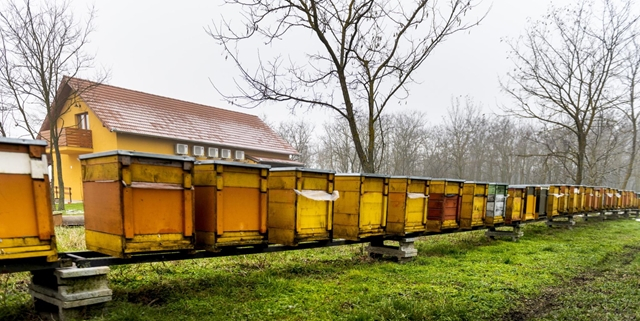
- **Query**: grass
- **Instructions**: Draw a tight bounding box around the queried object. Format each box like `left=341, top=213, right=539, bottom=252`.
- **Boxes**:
left=63, top=202, right=84, bottom=214
left=2, top=219, right=640, bottom=320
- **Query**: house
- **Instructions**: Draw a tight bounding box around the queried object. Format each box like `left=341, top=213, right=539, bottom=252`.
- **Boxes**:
left=38, top=77, right=301, bottom=201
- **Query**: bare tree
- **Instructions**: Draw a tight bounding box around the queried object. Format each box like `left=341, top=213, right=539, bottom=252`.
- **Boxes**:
left=502, top=0, right=639, bottom=184
left=208, top=0, right=484, bottom=173
left=442, top=96, right=484, bottom=179
left=0, top=0, right=102, bottom=209
left=387, top=110, right=427, bottom=176
left=0, top=89, right=10, bottom=137
left=275, top=119, right=316, bottom=166
left=619, top=39, right=640, bottom=188
left=316, top=119, right=361, bottom=172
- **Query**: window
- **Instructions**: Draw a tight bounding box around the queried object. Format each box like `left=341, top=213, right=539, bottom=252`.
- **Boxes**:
left=76, top=113, right=89, bottom=130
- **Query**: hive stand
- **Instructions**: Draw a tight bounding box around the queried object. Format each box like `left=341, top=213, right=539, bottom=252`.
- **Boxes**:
left=366, top=238, right=418, bottom=263
left=608, top=210, right=622, bottom=219
left=628, top=209, right=640, bottom=219
left=546, top=215, right=576, bottom=229
left=29, top=266, right=112, bottom=321
left=584, top=211, right=605, bottom=221
left=485, top=225, right=523, bottom=242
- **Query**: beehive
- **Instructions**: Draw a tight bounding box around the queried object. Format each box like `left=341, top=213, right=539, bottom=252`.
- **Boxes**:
left=535, top=186, right=548, bottom=219
left=0, top=138, right=56, bottom=262
left=333, top=173, right=389, bottom=240
left=386, top=176, right=429, bottom=236
left=427, top=179, right=464, bottom=232
left=81, top=150, right=195, bottom=258
left=193, top=161, right=270, bottom=250
left=267, top=167, right=336, bottom=246
left=505, top=186, right=524, bottom=225
left=460, top=181, right=488, bottom=229
left=583, top=186, right=595, bottom=212
left=567, top=186, right=581, bottom=214
left=593, top=187, right=604, bottom=211
left=557, top=185, right=570, bottom=214
left=512, top=185, right=537, bottom=221
left=485, top=183, right=507, bottom=226
left=545, top=185, right=560, bottom=217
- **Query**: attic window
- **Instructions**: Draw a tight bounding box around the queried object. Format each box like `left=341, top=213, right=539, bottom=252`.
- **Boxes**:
left=76, top=113, right=89, bottom=130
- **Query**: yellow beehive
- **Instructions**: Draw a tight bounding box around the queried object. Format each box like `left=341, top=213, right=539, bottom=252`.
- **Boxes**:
left=0, top=138, right=56, bottom=262
left=80, top=150, right=195, bottom=258
left=386, top=176, right=429, bottom=236
left=606, top=187, right=616, bottom=209
left=460, top=182, right=488, bottom=229
left=512, top=185, right=537, bottom=221
left=577, top=186, right=586, bottom=213
left=583, top=186, right=594, bottom=212
left=505, top=186, right=524, bottom=225
left=546, top=185, right=560, bottom=217
left=557, top=185, right=570, bottom=214
left=194, top=161, right=270, bottom=250
left=623, top=190, right=632, bottom=209
left=333, top=174, right=389, bottom=240
left=267, top=168, right=336, bottom=246
left=567, top=186, right=581, bottom=214
left=593, top=187, right=604, bottom=211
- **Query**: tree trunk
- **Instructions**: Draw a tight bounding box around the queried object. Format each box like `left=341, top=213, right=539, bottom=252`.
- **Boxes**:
left=576, top=133, right=587, bottom=185
left=50, top=125, right=66, bottom=211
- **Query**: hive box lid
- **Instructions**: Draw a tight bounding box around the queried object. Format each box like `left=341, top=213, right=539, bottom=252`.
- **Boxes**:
left=269, top=167, right=335, bottom=174
left=0, top=137, right=48, bottom=147
left=390, top=175, right=431, bottom=181
left=335, top=173, right=389, bottom=178
left=195, top=160, right=270, bottom=169
left=431, top=178, right=465, bottom=183
left=79, top=150, right=195, bottom=162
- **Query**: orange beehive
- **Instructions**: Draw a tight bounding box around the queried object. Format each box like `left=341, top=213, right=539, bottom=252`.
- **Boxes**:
left=0, top=138, right=56, bottom=262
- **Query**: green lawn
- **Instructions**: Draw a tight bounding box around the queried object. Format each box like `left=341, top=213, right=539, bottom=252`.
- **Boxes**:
left=2, top=219, right=640, bottom=321
left=63, top=202, right=84, bottom=214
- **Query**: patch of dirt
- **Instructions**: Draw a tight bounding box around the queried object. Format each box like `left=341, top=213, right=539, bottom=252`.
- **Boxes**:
left=501, top=245, right=640, bottom=321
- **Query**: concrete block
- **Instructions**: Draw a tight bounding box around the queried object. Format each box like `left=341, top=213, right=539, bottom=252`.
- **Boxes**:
left=367, top=239, right=418, bottom=262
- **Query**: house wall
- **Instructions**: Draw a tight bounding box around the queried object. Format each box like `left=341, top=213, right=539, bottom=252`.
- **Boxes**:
left=116, top=133, right=292, bottom=162
left=52, top=94, right=118, bottom=201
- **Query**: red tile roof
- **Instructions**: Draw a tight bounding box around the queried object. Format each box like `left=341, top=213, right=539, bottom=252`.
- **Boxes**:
left=67, top=78, right=298, bottom=155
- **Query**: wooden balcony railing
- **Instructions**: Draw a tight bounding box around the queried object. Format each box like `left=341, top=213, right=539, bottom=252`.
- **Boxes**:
left=39, top=127, right=93, bottom=149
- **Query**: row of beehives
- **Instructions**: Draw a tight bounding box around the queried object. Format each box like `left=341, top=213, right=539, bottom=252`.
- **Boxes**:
left=1, top=137, right=638, bottom=262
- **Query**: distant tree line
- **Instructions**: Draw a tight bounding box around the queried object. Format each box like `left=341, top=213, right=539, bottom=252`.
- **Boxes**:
left=276, top=94, right=640, bottom=190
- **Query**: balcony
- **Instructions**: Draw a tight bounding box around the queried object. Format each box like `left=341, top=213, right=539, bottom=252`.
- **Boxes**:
left=39, top=127, right=93, bottom=151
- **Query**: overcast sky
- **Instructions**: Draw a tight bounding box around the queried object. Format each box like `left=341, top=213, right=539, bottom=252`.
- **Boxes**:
left=70, top=0, right=574, bottom=127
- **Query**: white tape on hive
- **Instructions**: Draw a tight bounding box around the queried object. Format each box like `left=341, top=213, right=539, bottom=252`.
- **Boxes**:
left=550, top=193, right=564, bottom=197
left=407, top=193, right=428, bottom=199
left=30, top=154, right=48, bottom=179
left=294, top=190, right=339, bottom=201
left=0, top=151, right=31, bottom=175
left=607, top=193, right=613, bottom=198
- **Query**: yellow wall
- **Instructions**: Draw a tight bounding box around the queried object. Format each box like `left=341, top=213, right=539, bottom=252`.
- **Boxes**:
left=51, top=94, right=118, bottom=202
left=56, top=94, right=118, bottom=151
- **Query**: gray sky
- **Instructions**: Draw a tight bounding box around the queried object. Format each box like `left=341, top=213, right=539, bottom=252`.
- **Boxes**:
left=72, top=0, right=570, bottom=127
